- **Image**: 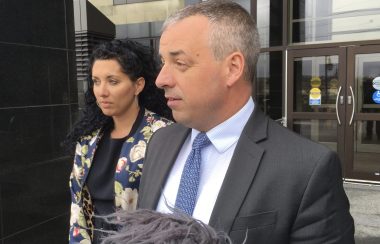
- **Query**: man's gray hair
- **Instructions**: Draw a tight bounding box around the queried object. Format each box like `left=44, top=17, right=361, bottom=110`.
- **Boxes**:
left=162, top=0, right=260, bottom=83
left=99, top=209, right=231, bottom=244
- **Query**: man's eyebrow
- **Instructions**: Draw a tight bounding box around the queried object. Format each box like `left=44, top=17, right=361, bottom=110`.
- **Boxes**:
left=158, top=50, right=186, bottom=59
left=168, top=50, right=186, bottom=57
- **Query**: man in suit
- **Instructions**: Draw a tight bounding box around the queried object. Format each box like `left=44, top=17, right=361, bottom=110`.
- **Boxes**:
left=138, top=1, right=355, bottom=243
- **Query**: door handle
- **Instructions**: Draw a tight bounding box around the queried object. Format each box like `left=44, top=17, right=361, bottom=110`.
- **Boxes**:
left=349, top=86, right=355, bottom=126
left=335, top=86, right=342, bottom=125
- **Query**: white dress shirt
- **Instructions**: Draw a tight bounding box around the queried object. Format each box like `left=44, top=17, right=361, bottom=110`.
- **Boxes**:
left=156, top=97, right=254, bottom=224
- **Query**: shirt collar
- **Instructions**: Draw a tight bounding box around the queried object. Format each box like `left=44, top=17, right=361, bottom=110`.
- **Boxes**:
left=191, top=97, right=254, bottom=153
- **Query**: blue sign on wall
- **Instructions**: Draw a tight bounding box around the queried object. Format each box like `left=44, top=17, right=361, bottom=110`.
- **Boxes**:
left=373, top=91, right=380, bottom=104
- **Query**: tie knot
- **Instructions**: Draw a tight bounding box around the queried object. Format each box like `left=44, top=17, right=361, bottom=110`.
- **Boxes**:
left=192, top=132, right=211, bottom=150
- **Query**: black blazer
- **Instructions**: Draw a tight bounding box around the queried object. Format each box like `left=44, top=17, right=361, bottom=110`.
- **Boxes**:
left=138, top=108, right=355, bottom=243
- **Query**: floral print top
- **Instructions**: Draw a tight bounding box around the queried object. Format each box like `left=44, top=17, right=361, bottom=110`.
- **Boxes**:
left=69, top=109, right=171, bottom=243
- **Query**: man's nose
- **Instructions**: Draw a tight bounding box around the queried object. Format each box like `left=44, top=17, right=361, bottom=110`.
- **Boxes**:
left=156, top=64, right=173, bottom=88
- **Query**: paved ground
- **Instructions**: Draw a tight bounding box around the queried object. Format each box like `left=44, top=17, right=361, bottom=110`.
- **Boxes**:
left=344, top=182, right=380, bottom=244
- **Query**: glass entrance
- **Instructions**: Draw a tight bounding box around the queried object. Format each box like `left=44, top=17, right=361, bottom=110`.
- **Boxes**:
left=288, top=46, right=380, bottom=182
left=346, top=46, right=380, bottom=181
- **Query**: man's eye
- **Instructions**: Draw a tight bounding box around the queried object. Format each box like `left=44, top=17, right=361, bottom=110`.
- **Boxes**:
left=176, top=61, right=187, bottom=68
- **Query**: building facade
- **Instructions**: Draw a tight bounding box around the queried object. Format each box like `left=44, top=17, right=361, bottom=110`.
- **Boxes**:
left=87, top=0, right=380, bottom=183
left=255, top=0, right=380, bottom=183
left=0, top=1, right=377, bottom=243
left=0, top=0, right=76, bottom=243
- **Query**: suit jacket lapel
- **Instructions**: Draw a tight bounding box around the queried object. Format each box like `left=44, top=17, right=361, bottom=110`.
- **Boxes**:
left=141, top=125, right=191, bottom=209
left=209, top=108, right=268, bottom=233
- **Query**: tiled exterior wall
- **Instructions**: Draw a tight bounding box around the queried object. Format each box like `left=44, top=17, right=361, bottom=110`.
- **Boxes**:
left=0, top=0, right=76, bottom=243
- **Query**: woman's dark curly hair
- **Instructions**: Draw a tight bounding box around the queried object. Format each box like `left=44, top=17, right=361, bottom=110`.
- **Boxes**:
left=64, top=39, right=172, bottom=150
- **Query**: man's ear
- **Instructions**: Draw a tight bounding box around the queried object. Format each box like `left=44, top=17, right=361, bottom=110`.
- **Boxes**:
left=135, top=77, right=145, bottom=95
left=225, top=51, right=245, bottom=87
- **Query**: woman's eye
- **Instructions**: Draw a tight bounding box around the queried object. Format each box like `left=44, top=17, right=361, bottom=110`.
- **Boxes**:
left=92, top=79, right=100, bottom=85
left=160, top=59, right=165, bottom=67
left=109, top=79, right=118, bottom=85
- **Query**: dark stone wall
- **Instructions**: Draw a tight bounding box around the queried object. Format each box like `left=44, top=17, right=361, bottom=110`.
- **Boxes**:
left=0, top=0, right=76, bottom=243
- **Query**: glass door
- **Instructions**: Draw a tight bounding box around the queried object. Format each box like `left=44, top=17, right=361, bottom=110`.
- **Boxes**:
left=288, top=47, right=347, bottom=169
left=288, top=46, right=380, bottom=182
left=346, top=46, right=380, bottom=181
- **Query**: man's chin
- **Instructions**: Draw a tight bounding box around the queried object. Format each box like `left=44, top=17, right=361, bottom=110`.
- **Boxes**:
left=173, top=112, right=203, bottom=130
left=172, top=112, right=187, bottom=125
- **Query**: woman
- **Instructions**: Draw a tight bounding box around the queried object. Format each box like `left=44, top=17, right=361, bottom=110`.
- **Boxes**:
left=66, top=39, right=172, bottom=243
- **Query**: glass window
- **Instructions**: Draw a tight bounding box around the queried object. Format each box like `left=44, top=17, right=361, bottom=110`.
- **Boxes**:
left=233, top=0, right=251, bottom=13
left=257, top=0, right=283, bottom=47
left=114, top=0, right=162, bottom=4
left=291, top=0, right=380, bottom=44
left=293, top=55, right=339, bottom=112
left=91, top=0, right=185, bottom=26
left=355, top=53, right=380, bottom=114
left=113, top=0, right=126, bottom=5
left=256, top=51, right=283, bottom=119
left=353, top=120, right=380, bottom=174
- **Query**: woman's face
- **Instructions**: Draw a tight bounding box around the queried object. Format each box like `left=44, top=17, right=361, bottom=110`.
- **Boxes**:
left=92, top=59, right=144, bottom=118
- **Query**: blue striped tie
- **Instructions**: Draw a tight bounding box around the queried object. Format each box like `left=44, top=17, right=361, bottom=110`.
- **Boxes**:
left=175, top=132, right=211, bottom=215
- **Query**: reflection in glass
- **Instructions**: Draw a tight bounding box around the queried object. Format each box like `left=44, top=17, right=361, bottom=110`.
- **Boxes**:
left=89, top=0, right=185, bottom=25
left=0, top=106, right=73, bottom=173
left=353, top=121, right=380, bottom=174
left=294, top=55, right=339, bottom=112
left=291, top=0, right=380, bottom=44
left=257, top=0, right=283, bottom=47
left=355, top=53, right=380, bottom=114
left=233, top=0, right=250, bottom=13
left=293, top=119, right=337, bottom=151
left=114, top=0, right=126, bottom=4
left=256, top=52, right=283, bottom=119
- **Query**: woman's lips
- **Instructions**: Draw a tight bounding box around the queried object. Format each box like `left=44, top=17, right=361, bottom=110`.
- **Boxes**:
left=100, top=101, right=112, bottom=108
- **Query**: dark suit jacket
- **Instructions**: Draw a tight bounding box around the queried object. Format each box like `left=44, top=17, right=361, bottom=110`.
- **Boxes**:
left=138, top=108, right=355, bottom=243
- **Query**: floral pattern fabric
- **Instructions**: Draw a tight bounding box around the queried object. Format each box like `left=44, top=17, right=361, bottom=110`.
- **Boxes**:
left=69, top=110, right=171, bottom=243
